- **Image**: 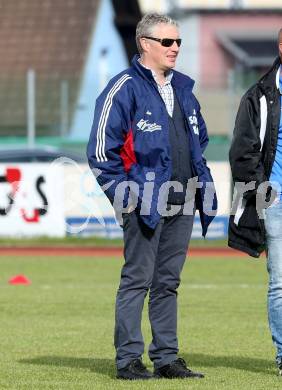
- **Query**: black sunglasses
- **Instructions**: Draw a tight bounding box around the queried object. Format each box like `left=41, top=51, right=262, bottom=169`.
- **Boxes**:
left=142, top=36, right=182, bottom=47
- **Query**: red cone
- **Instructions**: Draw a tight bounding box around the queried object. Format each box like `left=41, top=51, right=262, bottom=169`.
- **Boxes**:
left=9, top=275, right=31, bottom=285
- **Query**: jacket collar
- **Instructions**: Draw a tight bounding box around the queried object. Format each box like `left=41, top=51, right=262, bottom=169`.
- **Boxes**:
left=131, top=54, right=195, bottom=91
left=276, top=65, right=280, bottom=90
left=276, top=64, right=282, bottom=94
left=259, top=56, right=281, bottom=93
left=131, top=54, right=155, bottom=82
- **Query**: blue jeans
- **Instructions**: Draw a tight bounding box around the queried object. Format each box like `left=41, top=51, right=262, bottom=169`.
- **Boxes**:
left=265, top=200, right=282, bottom=364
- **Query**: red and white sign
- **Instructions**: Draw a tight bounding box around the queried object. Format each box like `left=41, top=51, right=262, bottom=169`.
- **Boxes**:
left=0, top=163, right=65, bottom=237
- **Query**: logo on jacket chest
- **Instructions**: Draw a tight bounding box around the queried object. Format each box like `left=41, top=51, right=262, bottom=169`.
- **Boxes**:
left=188, top=109, right=199, bottom=135
left=137, top=119, right=162, bottom=133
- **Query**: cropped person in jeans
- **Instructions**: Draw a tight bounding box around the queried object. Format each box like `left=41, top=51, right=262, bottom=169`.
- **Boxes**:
left=229, top=29, right=282, bottom=374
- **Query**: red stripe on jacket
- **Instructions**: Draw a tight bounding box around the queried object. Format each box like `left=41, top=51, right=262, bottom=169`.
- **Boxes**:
left=120, top=129, right=136, bottom=173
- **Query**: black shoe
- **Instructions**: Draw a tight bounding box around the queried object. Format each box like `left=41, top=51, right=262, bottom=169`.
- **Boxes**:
left=117, top=358, right=153, bottom=380
left=154, top=358, right=204, bottom=379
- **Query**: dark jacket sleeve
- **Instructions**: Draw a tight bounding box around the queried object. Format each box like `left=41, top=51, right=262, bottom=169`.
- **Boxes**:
left=229, top=91, right=266, bottom=188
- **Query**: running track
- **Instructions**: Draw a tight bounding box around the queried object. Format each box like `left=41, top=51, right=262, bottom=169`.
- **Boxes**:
left=0, top=247, right=251, bottom=257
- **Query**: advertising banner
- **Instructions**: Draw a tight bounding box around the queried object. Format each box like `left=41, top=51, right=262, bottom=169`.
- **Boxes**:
left=0, top=163, right=65, bottom=237
left=0, top=160, right=231, bottom=238
left=64, top=162, right=231, bottom=239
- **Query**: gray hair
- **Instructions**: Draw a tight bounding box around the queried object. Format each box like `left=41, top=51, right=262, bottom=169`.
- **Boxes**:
left=136, top=13, right=179, bottom=54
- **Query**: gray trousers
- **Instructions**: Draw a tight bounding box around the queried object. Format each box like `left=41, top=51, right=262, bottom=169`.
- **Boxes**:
left=114, top=211, right=194, bottom=369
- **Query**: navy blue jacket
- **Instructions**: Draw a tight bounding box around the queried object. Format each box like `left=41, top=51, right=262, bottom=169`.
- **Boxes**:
left=87, top=55, right=217, bottom=235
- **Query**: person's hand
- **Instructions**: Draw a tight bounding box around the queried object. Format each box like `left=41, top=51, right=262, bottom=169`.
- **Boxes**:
left=126, top=204, right=135, bottom=214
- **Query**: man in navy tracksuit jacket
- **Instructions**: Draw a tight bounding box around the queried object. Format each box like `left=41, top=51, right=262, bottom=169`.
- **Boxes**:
left=87, top=13, right=217, bottom=380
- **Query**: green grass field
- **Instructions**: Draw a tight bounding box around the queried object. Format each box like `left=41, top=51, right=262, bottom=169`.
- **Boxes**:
left=0, top=236, right=227, bottom=248
left=1, top=254, right=281, bottom=389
